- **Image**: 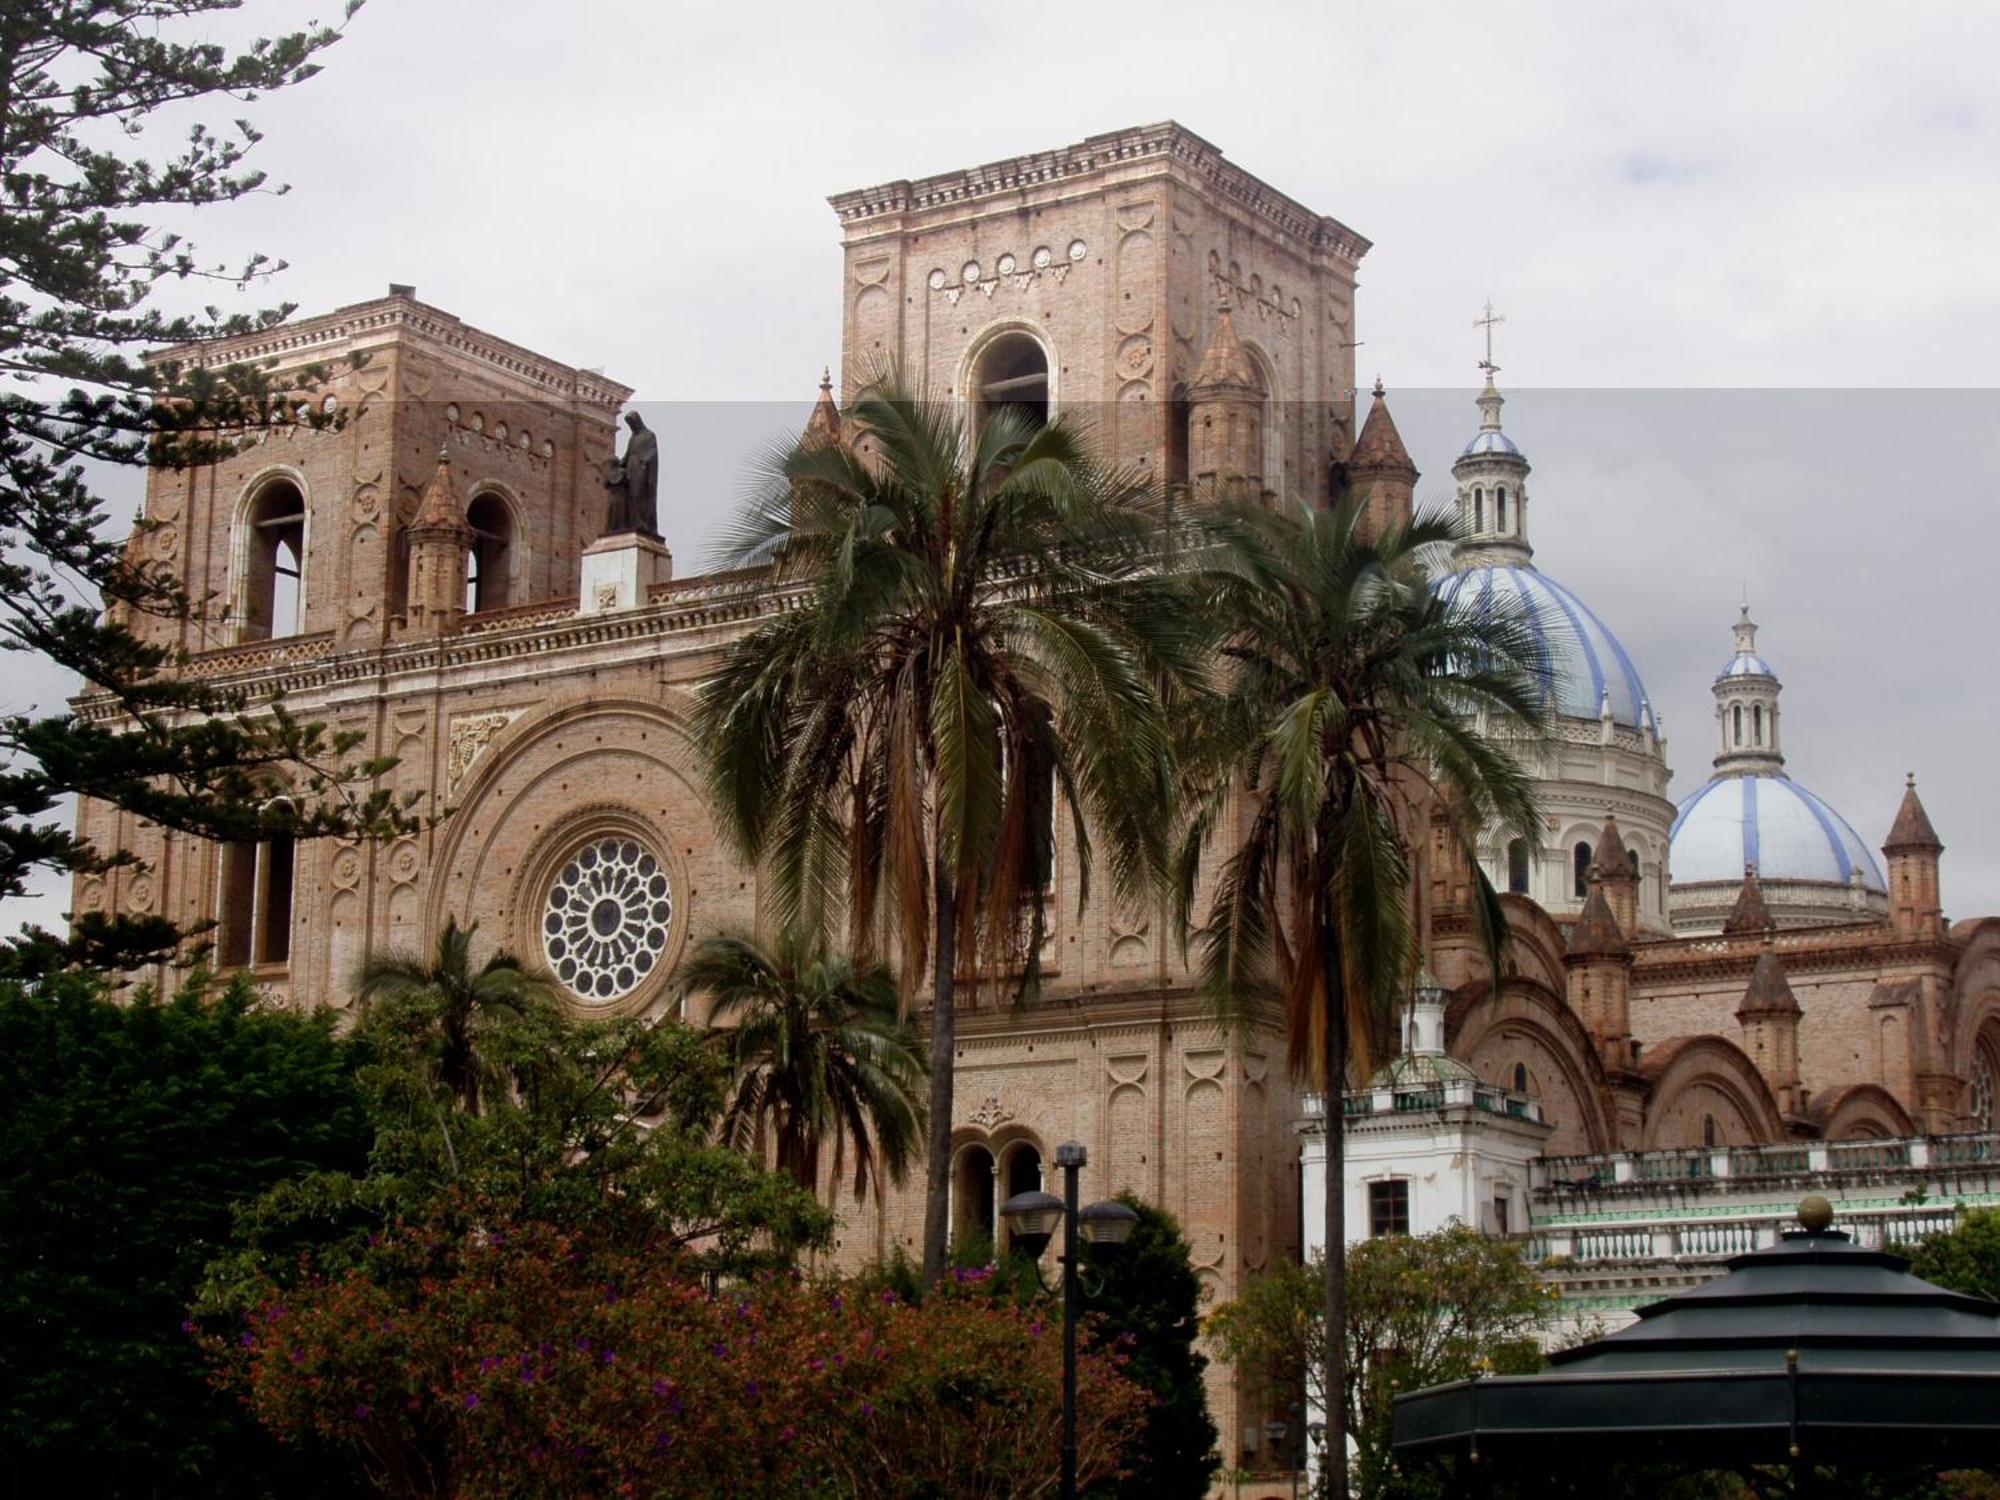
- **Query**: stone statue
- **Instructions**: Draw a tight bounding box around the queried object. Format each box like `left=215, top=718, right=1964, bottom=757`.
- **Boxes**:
left=601, top=411, right=661, bottom=539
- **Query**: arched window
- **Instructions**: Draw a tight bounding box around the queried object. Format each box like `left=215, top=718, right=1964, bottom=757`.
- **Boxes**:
left=464, top=493, right=514, bottom=614
left=240, top=479, right=306, bottom=641
left=1506, top=837, right=1530, bottom=894
left=1512, top=1062, right=1528, bottom=1094
left=951, top=1143, right=997, bottom=1254
left=971, top=330, right=1050, bottom=435
left=1732, top=704, right=1744, bottom=745
left=1003, top=1142, right=1043, bottom=1204
left=1703, top=1114, right=1718, bottom=1149
left=1166, top=386, right=1190, bottom=489
left=1473, top=488, right=1485, bottom=531
left=1496, top=486, right=1508, bottom=530
left=1573, top=841, right=1594, bottom=899
left=1752, top=704, right=1764, bottom=744
left=217, top=801, right=295, bottom=970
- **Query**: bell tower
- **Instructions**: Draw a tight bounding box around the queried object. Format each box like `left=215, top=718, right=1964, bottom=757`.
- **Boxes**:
left=829, top=123, right=1370, bottom=504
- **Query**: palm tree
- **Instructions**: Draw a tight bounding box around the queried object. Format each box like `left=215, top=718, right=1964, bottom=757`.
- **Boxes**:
left=354, top=917, right=557, bottom=1117
left=695, top=384, right=1197, bottom=1285
left=684, top=931, right=926, bottom=1204
left=1175, top=498, right=1548, bottom=1496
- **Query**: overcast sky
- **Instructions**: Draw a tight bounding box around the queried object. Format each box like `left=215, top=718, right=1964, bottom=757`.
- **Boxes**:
left=8, top=0, right=1999, bottom=932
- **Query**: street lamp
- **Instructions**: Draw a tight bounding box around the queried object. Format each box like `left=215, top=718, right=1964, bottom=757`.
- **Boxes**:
left=999, top=1140, right=1138, bottom=1500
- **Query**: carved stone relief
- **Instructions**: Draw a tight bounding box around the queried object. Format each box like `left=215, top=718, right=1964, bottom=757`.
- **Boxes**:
left=446, top=710, right=521, bottom=797
left=925, top=241, right=1086, bottom=303
left=969, top=1094, right=1014, bottom=1130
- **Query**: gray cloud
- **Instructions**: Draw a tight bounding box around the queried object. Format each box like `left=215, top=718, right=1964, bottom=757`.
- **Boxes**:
left=7, top=0, right=1997, bottom=935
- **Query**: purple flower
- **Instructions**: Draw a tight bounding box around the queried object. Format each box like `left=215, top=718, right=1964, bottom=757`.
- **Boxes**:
left=710, top=1342, right=728, bottom=1358
left=180, top=1319, right=197, bottom=1335
left=809, top=1358, right=825, bottom=1372
left=652, top=1378, right=673, bottom=1397
left=479, top=1356, right=500, bottom=1373
left=288, top=1348, right=304, bottom=1365
left=463, top=1392, right=481, bottom=1411
left=879, top=1289, right=898, bottom=1305
left=574, top=1335, right=592, bottom=1353
left=653, top=1432, right=675, bottom=1453
left=1029, top=1321, right=1045, bottom=1337
left=353, top=1402, right=372, bottom=1420
left=780, top=1425, right=796, bottom=1443
left=860, top=1401, right=876, bottom=1417
left=239, top=1332, right=254, bottom=1348
left=520, top=1367, right=538, bottom=1385
left=601, top=1348, right=616, bottom=1365
left=745, top=1380, right=760, bottom=1399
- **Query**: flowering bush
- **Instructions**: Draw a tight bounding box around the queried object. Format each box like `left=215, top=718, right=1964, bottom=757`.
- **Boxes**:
left=206, top=1211, right=1147, bottom=1498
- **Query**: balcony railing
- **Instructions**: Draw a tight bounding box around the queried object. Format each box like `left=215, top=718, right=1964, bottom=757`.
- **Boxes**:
left=1528, top=1202, right=1965, bottom=1266
left=1333, top=1078, right=1545, bottom=1125
left=1534, top=1132, right=2000, bottom=1195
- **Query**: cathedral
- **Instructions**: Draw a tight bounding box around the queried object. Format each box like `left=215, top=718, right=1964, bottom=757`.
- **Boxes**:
left=79, top=122, right=2000, bottom=1457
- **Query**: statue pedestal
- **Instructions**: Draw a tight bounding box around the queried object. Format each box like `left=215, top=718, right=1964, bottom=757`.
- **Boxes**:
left=579, top=533, right=672, bottom=615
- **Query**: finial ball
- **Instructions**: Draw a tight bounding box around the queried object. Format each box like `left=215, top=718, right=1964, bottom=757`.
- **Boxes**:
left=1798, top=1194, right=1834, bottom=1233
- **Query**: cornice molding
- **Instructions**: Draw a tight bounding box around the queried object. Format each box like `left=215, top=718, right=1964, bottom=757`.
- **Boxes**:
left=146, top=295, right=634, bottom=410
left=829, top=122, right=1371, bottom=263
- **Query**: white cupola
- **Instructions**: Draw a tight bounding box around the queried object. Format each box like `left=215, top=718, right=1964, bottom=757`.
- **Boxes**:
left=1451, top=370, right=1533, bottom=567
left=1711, top=604, right=1784, bottom=776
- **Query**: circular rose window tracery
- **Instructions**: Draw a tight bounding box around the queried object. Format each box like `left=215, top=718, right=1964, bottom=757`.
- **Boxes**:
left=541, top=836, right=672, bottom=1002
left=1971, top=1048, right=1997, bottom=1130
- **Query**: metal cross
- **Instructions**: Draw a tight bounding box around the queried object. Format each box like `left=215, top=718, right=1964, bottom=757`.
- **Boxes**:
left=1475, top=299, right=1506, bottom=374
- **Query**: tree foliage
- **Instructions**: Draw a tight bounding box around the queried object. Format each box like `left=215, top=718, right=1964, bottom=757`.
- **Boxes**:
left=207, top=1210, right=1149, bottom=1499
left=0, top=0, right=414, bottom=973
left=0, top=969, right=369, bottom=1494
left=1176, top=497, right=1549, bottom=1492
left=1208, top=1226, right=1556, bottom=1500
left=685, top=930, right=927, bottom=1204
left=354, top=917, right=559, bottom=1117
left=1904, top=1208, right=2000, bottom=1304
left=694, top=384, right=1201, bottom=1284
left=1080, top=1196, right=1220, bottom=1500
left=205, top=955, right=834, bottom=1307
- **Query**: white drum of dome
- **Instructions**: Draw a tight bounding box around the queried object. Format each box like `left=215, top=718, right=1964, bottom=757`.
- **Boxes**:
left=541, top=836, right=673, bottom=1001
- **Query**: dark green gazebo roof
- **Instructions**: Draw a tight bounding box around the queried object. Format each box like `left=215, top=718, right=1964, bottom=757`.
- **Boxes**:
left=1393, top=1212, right=2000, bottom=1472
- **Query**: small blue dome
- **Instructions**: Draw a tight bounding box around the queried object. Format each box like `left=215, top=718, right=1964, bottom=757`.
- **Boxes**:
left=1461, top=429, right=1521, bottom=458
left=1670, top=774, right=1885, bottom=892
left=1719, top=652, right=1778, bottom=679
left=1434, top=565, right=1657, bottom=732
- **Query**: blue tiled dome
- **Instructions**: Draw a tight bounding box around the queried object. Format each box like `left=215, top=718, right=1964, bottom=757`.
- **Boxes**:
left=1719, top=651, right=1778, bottom=679
left=1670, top=774, right=1886, bottom=891
left=1461, top=429, right=1521, bottom=458
left=1434, top=565, right=1657, bottom=732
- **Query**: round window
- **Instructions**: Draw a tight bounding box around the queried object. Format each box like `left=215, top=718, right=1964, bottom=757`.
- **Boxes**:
left=541, top=835, right=672, bottom=1002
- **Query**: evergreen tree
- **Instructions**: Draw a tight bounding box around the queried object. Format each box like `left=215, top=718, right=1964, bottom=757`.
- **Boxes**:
left=1083, top=1196, right=1220, bottom=1500
left=0, top=0, right=410, bottom=974
left=0, top=970, right=369, bottom=1495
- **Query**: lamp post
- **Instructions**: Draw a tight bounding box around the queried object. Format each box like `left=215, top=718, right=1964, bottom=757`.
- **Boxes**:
left=999, top=1140, right=1139, bottom=1500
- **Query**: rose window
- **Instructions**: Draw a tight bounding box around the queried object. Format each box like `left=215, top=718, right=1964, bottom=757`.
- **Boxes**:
left=541, top=836, right=672, bottom=1001
left=1972, top=1051, right=1997, bottom=1130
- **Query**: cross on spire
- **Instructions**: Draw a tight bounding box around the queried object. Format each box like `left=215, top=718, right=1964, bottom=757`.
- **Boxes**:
left=1475, top=299, right=1506, bottom=375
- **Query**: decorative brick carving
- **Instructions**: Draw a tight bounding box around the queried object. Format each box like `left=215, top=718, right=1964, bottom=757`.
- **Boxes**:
left=445, top=710, right=519, bottom=796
